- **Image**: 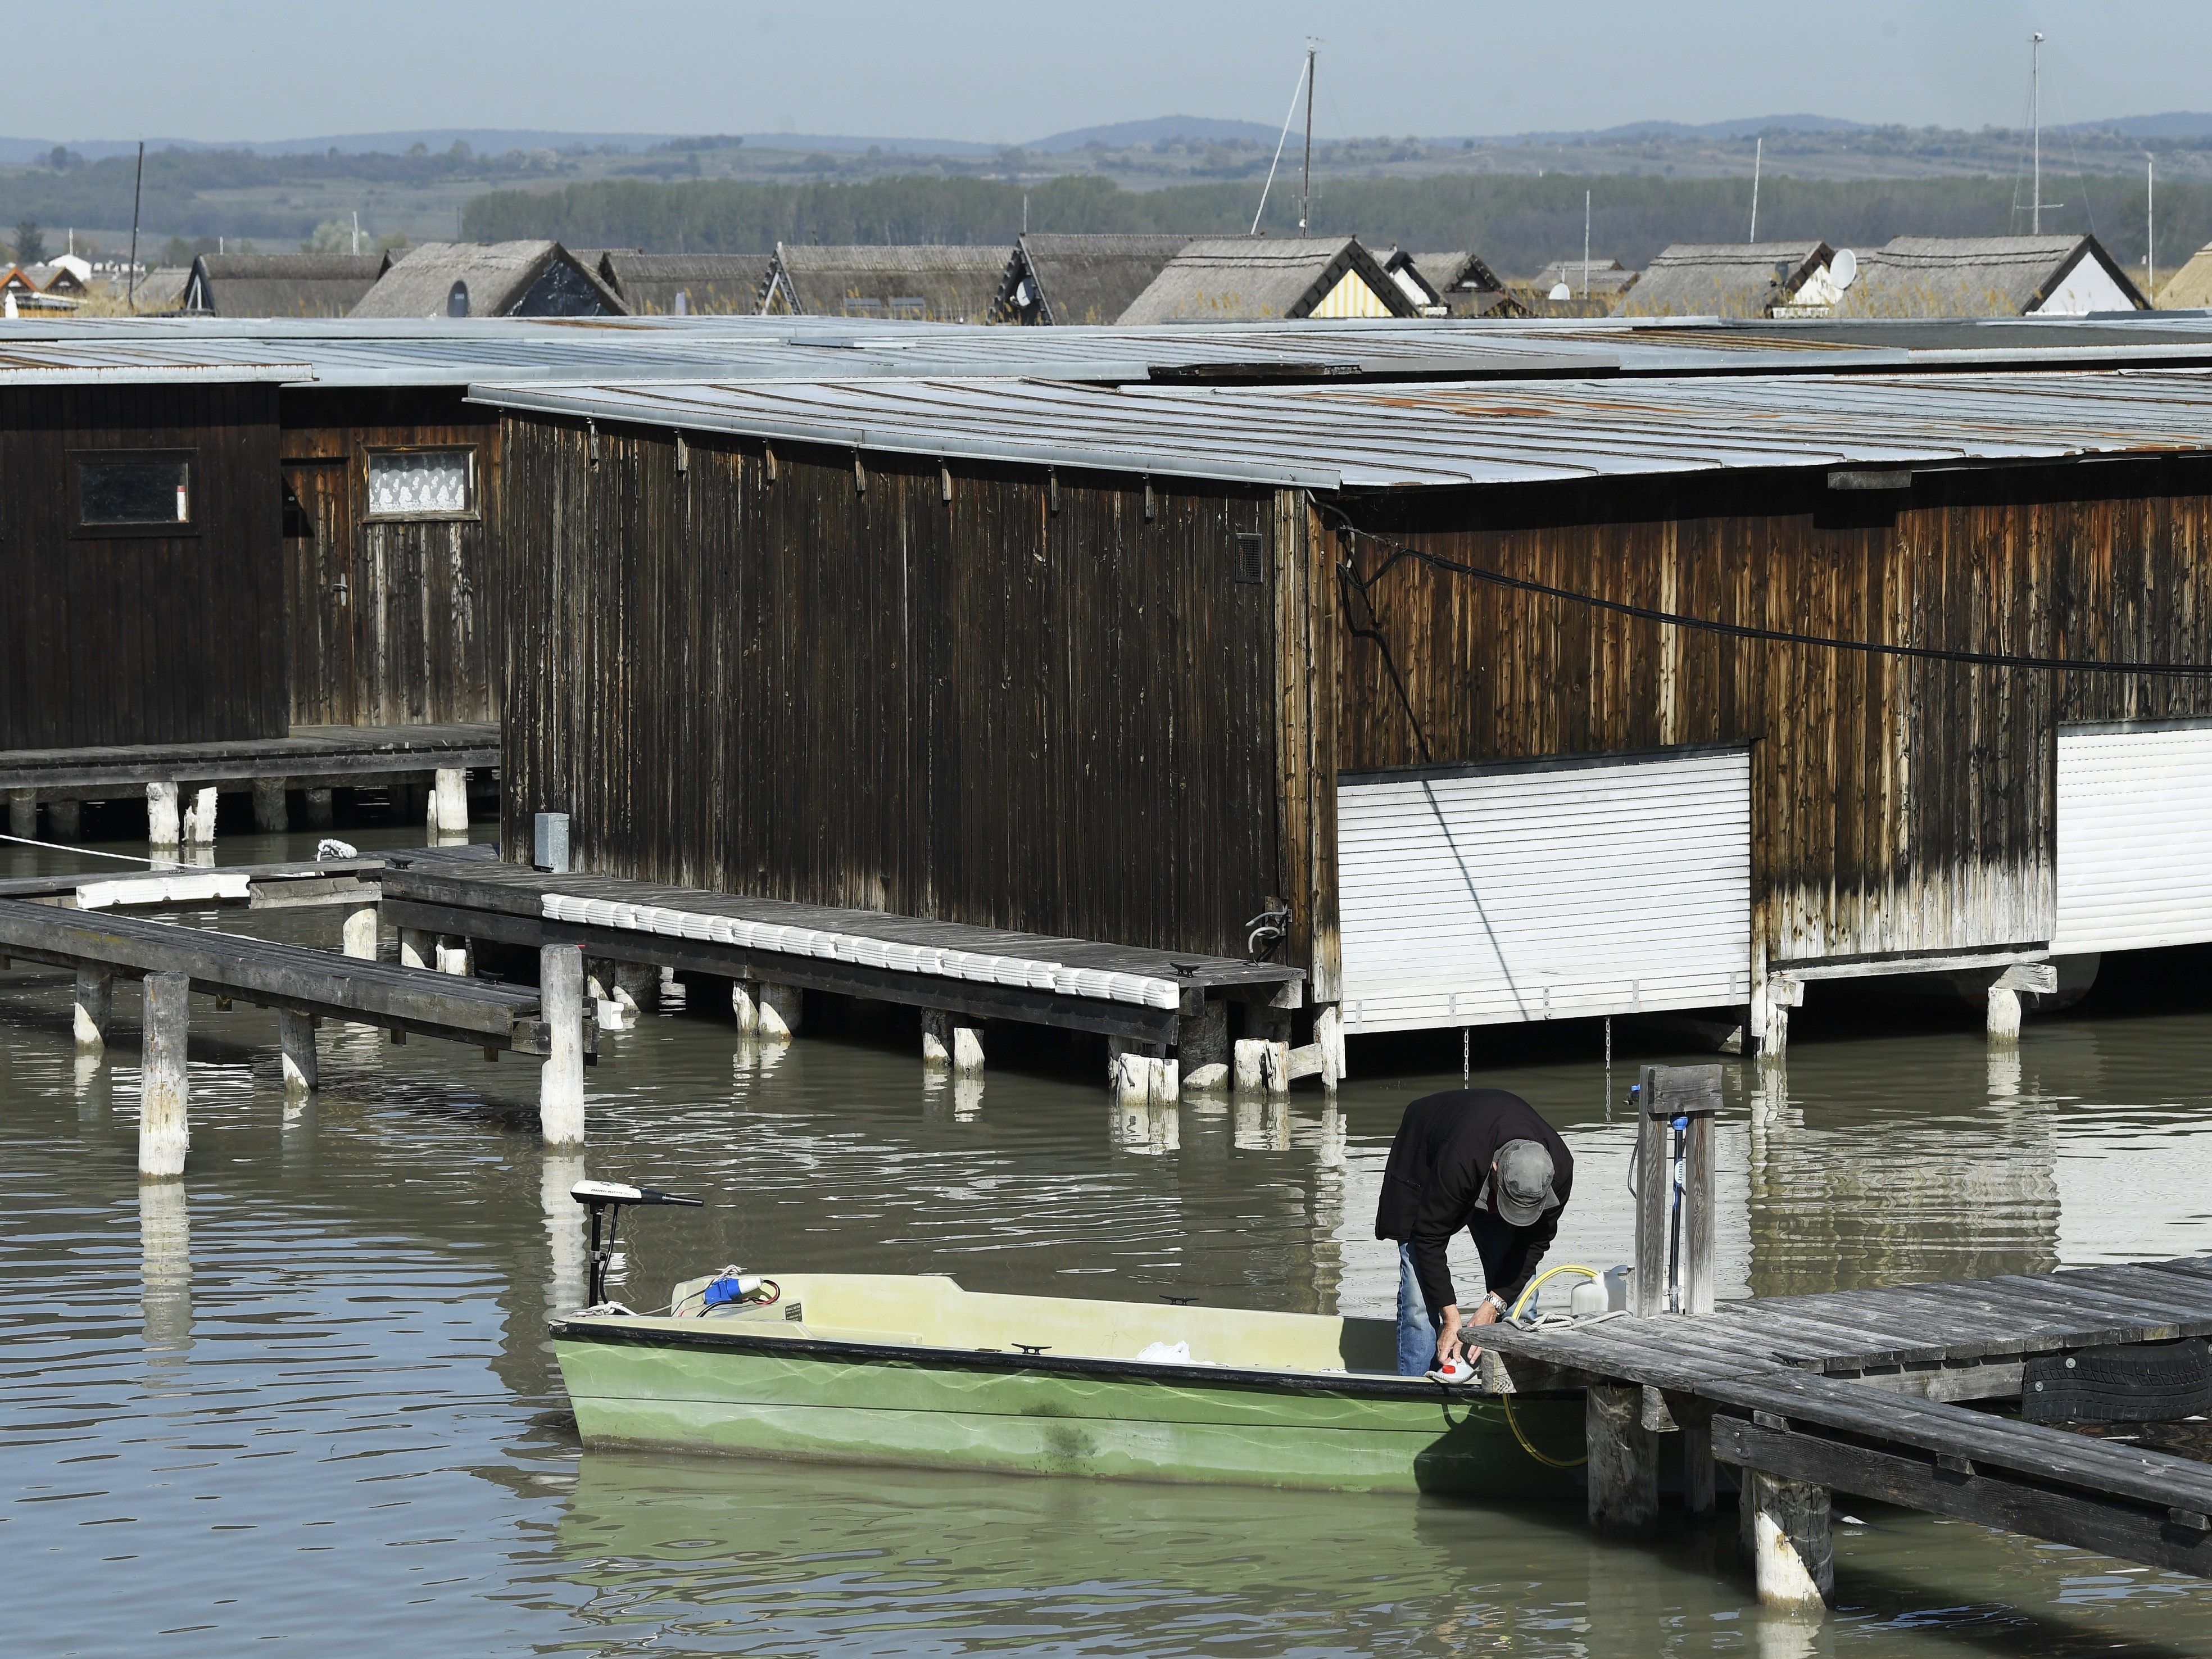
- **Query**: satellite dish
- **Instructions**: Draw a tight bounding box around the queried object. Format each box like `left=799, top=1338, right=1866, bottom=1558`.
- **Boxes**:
left=1548, top=282, right=1572, bottom=302
left=1830, top=248, right=1859, bottom=291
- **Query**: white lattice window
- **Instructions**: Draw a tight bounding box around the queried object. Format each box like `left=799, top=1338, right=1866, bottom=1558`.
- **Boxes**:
left=366, top=448, right=475, bottom=518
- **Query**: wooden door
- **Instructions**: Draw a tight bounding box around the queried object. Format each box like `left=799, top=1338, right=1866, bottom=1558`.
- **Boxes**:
left=283, top=458, right=355, bottom=726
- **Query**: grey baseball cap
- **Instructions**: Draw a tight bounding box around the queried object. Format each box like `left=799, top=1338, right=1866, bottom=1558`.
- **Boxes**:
left=1492, top=1140, right=1560, bottom=1227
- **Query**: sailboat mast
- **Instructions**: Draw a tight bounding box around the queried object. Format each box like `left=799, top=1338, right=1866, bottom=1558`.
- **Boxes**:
left=2031, top=33, right=2044, bottom=234
left=1299, top=42, right=1316, bottom=235
left=1750, top=137, right=1762, bottom=242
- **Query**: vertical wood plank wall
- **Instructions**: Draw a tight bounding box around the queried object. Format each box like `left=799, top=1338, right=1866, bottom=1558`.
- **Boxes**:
left=280, top=389, right=501, bottom=727
left=0, top=383, right=286, bottom=749
left=502, top=418, right=1289, bottom=962
left=1332, top=461, right=2212, bottom=967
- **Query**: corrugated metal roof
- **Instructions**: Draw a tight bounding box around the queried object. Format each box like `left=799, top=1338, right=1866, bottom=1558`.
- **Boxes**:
left=0, top=341, right=311, bottom=385
left=18, top=311, right=2212, bottom=389
left=466, top=367, right=2212, bottom=493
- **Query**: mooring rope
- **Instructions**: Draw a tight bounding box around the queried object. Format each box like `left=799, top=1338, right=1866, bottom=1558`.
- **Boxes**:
left=0, top=832, right=154, bottom=865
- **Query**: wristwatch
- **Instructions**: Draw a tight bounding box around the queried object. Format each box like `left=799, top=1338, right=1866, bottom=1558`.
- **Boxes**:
left=1482, top=1291, right=1507, bottom=1313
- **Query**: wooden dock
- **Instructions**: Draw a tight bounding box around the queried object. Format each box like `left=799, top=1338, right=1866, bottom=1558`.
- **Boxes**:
left=1480, top=1063, right=2212, bottom=1607
left=377, top=854, right=1314, bottom=1091
left=0, top=894, right=592, bottom=1172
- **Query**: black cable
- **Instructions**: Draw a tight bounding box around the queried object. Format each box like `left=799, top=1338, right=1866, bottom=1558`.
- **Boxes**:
left=1320, top=505, right=2212, bottom=679
left=1333, top=556, right=1434, bottom=763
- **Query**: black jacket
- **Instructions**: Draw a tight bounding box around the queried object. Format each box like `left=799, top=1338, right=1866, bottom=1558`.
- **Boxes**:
left=1374, top=1088, right=1574, bottom=1313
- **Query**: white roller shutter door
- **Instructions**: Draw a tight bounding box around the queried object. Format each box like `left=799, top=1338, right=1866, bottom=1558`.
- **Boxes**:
left=1336, top=750, right=1751, bottom=1035
left=2054, top=723, right=2212, bottom=953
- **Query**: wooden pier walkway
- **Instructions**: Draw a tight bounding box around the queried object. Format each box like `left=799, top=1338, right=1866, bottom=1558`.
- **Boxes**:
left=379, top=856, right=1306, bottom=1064
left=0, top=893, right=592, bottom=1173
left=0, top=723, right=497, bottom=793
left=1483, top=1063, right=2212, bottom=1604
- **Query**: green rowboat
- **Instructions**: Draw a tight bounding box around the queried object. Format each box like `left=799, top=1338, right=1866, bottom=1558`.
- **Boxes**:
left=551, top=1272, right=1585, bottom=1497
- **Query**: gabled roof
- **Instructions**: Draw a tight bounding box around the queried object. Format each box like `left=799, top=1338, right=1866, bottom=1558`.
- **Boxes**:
left=2158, top=244, right=2212, bottom=311
left=598, top=253, right=773, bottom=315
left=1116, top=237, right=1420, bottom=325
left=765, top=244, right=1013, bottom=323
left=1525, top=257, right=1639, bottom=298
left=182, top=253, right=391, bottom=318
left=1408, top=250, right=1527, bottom=318
left=350, top=241, right=625, bottom=318
left=24, top=262, right=88, bottom=296
left=1841, top=235, right=2148, bottom=318
left=998, top=234, right=1194, bottom=325
left=1620, top=242, right=1834, bottom=318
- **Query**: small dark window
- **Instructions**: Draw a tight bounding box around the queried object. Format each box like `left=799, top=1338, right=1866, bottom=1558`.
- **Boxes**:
left=281, top=477, right=314, bottom=538
left=72, top=451, right=194, bottom=534
left=1233, top=531, right=1266, bottom=586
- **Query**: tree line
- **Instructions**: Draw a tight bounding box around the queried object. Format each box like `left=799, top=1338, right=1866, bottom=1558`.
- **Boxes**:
left=463, top=171, right=2207, bottom=279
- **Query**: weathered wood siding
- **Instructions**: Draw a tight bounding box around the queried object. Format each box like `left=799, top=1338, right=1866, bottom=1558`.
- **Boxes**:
left=281, top=389, right=500, bottom=727
left=501, top=417, right=1289, bottom=961
left=0, top=382, right=285, bottom=749
left=1333, top=461, right=2212, bottom=966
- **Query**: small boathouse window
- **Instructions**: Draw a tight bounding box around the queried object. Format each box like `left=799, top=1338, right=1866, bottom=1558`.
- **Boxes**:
left=70, top=451, right=194, bottom=536
left=365, top=448, right=476, bottom=520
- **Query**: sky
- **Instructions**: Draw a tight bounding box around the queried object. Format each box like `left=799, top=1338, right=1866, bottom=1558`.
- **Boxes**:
left=11, top=0, right=2212, bottom=145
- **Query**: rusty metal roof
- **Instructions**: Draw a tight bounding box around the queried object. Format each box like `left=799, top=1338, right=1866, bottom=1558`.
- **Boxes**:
left=467, top=368, right=2212, bottom=492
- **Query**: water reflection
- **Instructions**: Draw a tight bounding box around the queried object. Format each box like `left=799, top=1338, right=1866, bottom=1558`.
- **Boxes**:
left=138, top=1178, right=192, bottom=1356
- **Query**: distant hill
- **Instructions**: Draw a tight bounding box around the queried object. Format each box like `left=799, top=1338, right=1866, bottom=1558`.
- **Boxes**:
left=2067, top=111, right=2212, bottom=139
left=1029, top=116, right=1284, bottom=152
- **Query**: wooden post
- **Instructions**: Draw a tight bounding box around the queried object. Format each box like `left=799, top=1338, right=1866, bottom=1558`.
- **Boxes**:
left=952, top=1024, right=984, bottom=1076
left=1741, top=1468, right=1833, bottom=1611
left=74, top=969, right=112, bottom=1051
left=398, top=928, right=434, bottom=971
left=252, top=777, right=289, bottom=833
left=305, top=787, right=334, bottom=830
left=539, top=944, right=586, bottom=1146
left=139, top=971, right=190, bottom=1178
left=731, top=978, right=760, bottom=1034
left=147, top=782, right=181, bottom=850
left=430, top=768, right=469, bottom=838
left=6, top=787, right=34, bottom=839
left=756, top=982, right=802, bottom=1040
left=921, top=1008, right=953, bottom=1069
left=1586, top=1382, right=1660, bottom=1537
left=183, top=785, right=219, bottom=847
left=1684, top=1421, right=1717, bottom=1516
left=278, top=1009, right=319, bottom=1096
left=436, top=937, right=473, bottom=977
left=1313, top=1003, right=1346, bottom=1087
left=340, top=902, right=378, bottom=960
left=1234, top=1008, right=1292, bottom=1095
left=1634, top=1063, right=1721, bottom=1318
left=611, top=960, right=657, bottom=1014
left=1177, top=1000, right=1229, bottom=1090
left=47, top=799, right=80, bottom=840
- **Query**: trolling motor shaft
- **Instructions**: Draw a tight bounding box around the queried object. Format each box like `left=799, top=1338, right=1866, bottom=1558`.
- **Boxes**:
left=572, top=1180, right=702, bottom=1308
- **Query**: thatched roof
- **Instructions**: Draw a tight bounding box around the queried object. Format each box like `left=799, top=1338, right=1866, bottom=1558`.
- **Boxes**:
left=351, top=241, right=624, bottom=318
left=181, top=253, right=390, bottom=318
left=1619, top=242, right=1834, bottom=318
left=1524, top=257, right=1640, bottom=300
left=2158, top=244, right=2212, bottom=310
left=1839, top=235, right=2146, bottom=318
left=765, top=243, right=1013, bottom=322
left=1407, top=250, right=1526, bottom=318
left=597, top=252, right=772, bottom=315
left=129, top=267, right=193, bottom=314
left=999, top=234, right=1194, bottom=325
left=1116, top=237, right=1418, bottom=325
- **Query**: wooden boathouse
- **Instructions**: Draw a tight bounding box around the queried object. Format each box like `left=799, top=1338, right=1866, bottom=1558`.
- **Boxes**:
left=473, top=364, right=2212, bottom=1069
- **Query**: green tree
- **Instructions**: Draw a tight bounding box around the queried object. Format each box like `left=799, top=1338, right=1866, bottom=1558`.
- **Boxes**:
left=11, top=220, right=46, bottom=264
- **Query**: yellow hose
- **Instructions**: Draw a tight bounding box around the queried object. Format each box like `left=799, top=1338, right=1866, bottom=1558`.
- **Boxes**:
left=1498, top=1264, right=1601, bottom=1470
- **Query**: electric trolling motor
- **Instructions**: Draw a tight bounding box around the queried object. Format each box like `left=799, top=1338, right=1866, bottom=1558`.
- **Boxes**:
left=571, top=1179, right=703, bottom=1308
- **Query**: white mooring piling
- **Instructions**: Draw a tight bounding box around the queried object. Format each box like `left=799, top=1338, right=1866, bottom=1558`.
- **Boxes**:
left=429, top=768, right=469, bottom=840
left=182, top=786, right=218, bottom=849
left=139, top=971, right=191, bottom=1178
left=755, top=982, right=802, bottom=1040
left=1742, top=1469, right=1834, bottom=1612
left=538, top=944, right=587, bottom=1146
left=146, top=782, right=182, bottom=850
left=340, top=901, right=379, bottom=960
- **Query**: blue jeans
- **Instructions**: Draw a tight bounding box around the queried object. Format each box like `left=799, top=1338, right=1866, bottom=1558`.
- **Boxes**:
left=1396, top=1242, right=1440, bottom=1376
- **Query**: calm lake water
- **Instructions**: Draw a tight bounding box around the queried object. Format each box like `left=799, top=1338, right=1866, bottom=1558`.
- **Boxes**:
left=6, top=819, right=2212, bottom=1657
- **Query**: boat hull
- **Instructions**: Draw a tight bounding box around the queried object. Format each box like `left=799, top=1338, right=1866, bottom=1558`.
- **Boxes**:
left=555, top=1325, right=1584, bottom=1498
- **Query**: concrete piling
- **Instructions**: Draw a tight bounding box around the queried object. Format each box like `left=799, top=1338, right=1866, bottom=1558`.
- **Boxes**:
left=278, top=1009, right=319, bottom=1096
left=340, top=902, right=379, bottom=960
left=182, top=786, right=218, bottom=848
left=146, top=782, right=182, bottom=850
left=538, top=944, right=587, bottom=1146
left=74, top=970, right=112, bottom=1051
left=252, top=777, right=289, bottom=834
left=47, top=800, right=80, bottom=840
left=139, top=971, right=191, bottom=1179
left=1177, top=1000, right=1229, bottom=1090
left=398, top=928, right=434, bottom=971
left=922, top=1010, right=983, bottom=1075
left=305, top=787, right=335, bottom=830
left=6, top=787, right=35, bottom=839
left=430, top=768, right=469, bottom=840
left=755, top=982, right=802, bottom=1040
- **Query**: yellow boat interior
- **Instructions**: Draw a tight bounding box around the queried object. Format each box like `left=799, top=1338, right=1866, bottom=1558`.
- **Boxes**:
left=574, top=1272, right=1407, bottom=1377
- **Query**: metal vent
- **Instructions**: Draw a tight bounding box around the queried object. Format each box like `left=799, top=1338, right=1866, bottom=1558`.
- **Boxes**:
left=1233, top=532, right=1266, bottom=586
